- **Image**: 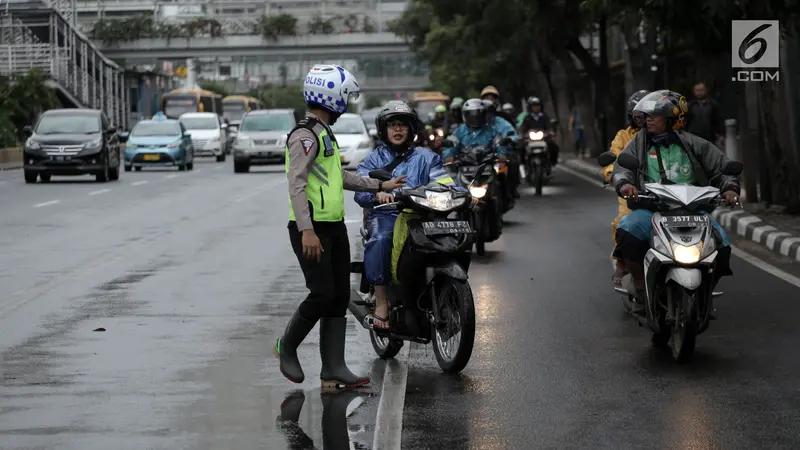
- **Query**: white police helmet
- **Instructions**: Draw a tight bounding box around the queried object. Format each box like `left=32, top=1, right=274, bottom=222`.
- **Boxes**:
left=303, top=64, right=360, bottom=114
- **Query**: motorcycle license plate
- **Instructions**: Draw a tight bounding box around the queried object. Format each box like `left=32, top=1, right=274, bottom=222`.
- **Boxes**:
left=663, top=215, right=708, bottom=228
left=422, top=220, right=471, bottom=235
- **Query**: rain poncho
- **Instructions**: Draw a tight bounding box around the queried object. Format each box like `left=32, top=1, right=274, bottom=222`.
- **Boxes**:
left=355, top=144, right=456, bottom=284
left=442, top=123, right=513, bottom=160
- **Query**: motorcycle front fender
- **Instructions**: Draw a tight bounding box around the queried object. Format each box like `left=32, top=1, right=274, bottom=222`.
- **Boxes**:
left=425, top=260, right=469, bottom=284
left=665, top=268, right=703, bottom=291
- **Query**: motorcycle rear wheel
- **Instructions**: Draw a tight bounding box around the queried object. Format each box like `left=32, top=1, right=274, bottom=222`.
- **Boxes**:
left=432, top=278, right=476, bottom=373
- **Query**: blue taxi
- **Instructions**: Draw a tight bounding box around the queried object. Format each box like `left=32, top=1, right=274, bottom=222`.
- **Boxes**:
left=121, top=113, right=194, bottom=171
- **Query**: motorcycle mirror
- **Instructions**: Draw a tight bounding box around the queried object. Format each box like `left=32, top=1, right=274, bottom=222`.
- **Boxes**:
left=722, top=160, right=743, bottom=176
left=596, top=151, right=617, bottom=167
left=616, top=152, right=640, bottom=171
left=368, top=169, right=393, bottom=181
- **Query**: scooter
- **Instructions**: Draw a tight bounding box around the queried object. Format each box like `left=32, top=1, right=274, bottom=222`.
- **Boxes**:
left=348, top=169, right=477, bottom=373
left=597, top=151, right=743, bottom=363
left=520, top=129, right=551, bottom=196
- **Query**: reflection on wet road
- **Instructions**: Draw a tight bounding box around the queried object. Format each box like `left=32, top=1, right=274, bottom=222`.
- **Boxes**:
left=2, top=160, right=800, bottom=449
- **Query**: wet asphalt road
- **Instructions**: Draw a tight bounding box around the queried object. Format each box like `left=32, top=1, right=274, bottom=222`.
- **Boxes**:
left=2, top=159, right=800, bottom=449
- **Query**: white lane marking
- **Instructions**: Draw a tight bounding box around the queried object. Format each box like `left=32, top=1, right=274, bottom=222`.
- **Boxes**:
left=131, top=180, right=148, bottom=186
left=234, top=178, right=285, bottom=203
left=214, top=166, right=222, bottom=170
left=373, top=345, right=410, bottom=450
left=556, top=164, right=605, bottom=188
left=558, top=165, right=800, bottom=288
left=731, top=246, right=800, bottom=288
left=165, top=174, right=179, bottom=179
left=89, top=188, right=110, bottom=196
left=33, top=200, right=59, bottom=208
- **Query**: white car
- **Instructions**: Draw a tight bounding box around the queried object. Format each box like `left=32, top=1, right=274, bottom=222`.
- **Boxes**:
left=332, top=113, right=374, bottom=169
left=179, top=112, right=228, bottom=162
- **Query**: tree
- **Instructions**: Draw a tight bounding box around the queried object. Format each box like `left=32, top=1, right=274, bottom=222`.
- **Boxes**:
left=0, top=69, right=61, bottom=148
left=198, top=80, right=230, bottom=97
left=308, top=15, right=335, bottom=35
left=257, top=14, right=298, bottom=40
left=362, top=16, right=377, bottom=33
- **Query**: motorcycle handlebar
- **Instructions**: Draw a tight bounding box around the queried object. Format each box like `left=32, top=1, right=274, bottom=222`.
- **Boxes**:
left=373, top=201, right=402, bottom=211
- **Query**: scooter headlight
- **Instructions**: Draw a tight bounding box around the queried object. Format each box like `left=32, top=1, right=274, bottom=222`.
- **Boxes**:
left=469, top=185, right=487, bottom=198
left=410, top=191, right=466, bottom=211
left=673, top=243, right=701, bottom=264
left=528, top=131, right=544, bottom=140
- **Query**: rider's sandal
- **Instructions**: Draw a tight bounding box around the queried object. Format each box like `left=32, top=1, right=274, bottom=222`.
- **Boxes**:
left=368, top=314, right=390, bottom=334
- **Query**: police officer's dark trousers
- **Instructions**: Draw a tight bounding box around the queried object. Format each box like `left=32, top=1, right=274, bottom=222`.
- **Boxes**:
left=277, top=220, right=369, bottom=388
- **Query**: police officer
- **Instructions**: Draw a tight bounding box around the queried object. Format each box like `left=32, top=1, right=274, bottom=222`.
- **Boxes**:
left=276, top=64, right=406, bottom=389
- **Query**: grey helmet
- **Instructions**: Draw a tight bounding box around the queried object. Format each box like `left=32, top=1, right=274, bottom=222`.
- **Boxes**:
left=462, top=98, right=487, bottom=129
left=501, top=102, right=514, bottom=114
left=375, top=100, right=418, bottom=143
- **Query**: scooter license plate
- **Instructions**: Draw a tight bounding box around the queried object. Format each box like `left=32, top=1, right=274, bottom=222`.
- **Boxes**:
left=422, top=220, right=472, bottom=235
left=663, top=215, right=708, bottom=228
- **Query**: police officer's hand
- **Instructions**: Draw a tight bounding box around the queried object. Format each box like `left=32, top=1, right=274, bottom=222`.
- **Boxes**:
left=301, top=229, right=323, bottom=262
left=376, top=192, right=395, bottom=204
left=620, top=184, right=639, bottom=200
left=382, top=175, right=407, bottom=191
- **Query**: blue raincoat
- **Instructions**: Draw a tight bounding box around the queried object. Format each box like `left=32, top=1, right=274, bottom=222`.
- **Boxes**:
left=442, top=122, right=515, bottom=161
left=355, top=144, right=457, bottom=285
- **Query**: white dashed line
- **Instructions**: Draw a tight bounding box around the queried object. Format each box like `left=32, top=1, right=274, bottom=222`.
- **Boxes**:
left=33, top=200, right=59, bottom=208
left=131, top=180, right=148, bottom=186
left=234, top=179, right=285, bottom=203
left=165, top=174, right=179, bottom=179
left=214, top=166, right=222, bottom=170
left=89, top=188, right=110, bottom=196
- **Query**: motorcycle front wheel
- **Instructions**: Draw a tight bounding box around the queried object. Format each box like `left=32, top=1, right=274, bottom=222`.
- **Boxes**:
left=669, top=283, right=698, bottom=363
left=535, top=163, right=544, bottom=196
left=370, top=330, right=404, bottom=359
left=432, top=277, right=476, bottom=373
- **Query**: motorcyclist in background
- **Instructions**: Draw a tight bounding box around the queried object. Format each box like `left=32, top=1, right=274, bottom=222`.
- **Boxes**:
left=480, top=85, right=514, bottom=123
left=482, top=99, right=520, bottom=199
left=518, top=96, right=559, bottom=169
left=449, top=97, right=464, bottom=132
left=444, top=99, right=512, bottom=175
left=603, top=89, right=649, bottom=288
left=502, top=103, right=515, bottom=120
left=612, top=90, right=739, bottom=305
left=431, top=104, right=449, bottom=130
left=355, top=101, right=457, bottom=330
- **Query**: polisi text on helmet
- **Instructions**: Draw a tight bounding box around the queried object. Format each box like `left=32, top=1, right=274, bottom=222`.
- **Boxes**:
left=305, top=76, right=326, bottom=86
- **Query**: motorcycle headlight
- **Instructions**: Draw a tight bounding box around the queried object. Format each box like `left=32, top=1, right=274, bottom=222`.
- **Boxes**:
left=469, top=185, right=487, bottom=198
left=528, top=131, right=544, bottom=140
left=429, top=134, right=435, bottom=141
left=673, top=243, right=701, bottom=264
left=436, top=129, right=444, bottom=137
left=410, top=191, right=466, bottom=211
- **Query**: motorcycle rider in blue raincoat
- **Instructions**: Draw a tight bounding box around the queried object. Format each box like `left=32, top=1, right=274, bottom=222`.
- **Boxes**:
left=443, top=98, right=514, bottom=164
left=355, top=101, right=457, bottom=330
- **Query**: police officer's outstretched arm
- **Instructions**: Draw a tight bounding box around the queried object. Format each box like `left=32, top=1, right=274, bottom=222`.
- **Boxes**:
left=342, top=166, right=407, bottom=192
left=353, top=151, right=382, bottom=206
left=287, top=128, right=324, bottom=261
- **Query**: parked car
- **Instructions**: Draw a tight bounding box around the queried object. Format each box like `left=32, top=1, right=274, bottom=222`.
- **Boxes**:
left=232, top=109, right=296, bottom=173
left=21, top=108, right=121, bottom=183
left=178, top=112, right=227, bottom=162
left=333, top=113, right=374, bottom=169
left=120, top=113, right=194, bottom=171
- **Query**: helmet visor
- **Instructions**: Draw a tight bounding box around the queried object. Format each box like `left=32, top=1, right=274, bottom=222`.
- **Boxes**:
left=633, top=90, right=675, bottom=117
left=463, top=109, right=486, bottom=128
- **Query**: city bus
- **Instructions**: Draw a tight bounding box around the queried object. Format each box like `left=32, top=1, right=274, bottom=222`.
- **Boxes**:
left=411, top=91, right=450, bottom=122
left=222, top=95, right=264, bottom=126
left=160, top=88, right=224, bottom=119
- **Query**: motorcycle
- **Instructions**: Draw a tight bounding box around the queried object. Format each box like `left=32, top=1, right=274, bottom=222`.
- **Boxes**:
left=348, top=170, right=476, bottom=373
left=444, top=136, right=510, bottom=255
left=428, top=127, right=446, bottom=154
left=520, top=129, right=551, bottom=196
left=597, top=151, right=743, bottom=363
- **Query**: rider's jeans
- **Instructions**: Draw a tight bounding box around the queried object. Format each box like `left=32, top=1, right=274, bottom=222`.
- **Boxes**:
left=364, top=213, right=397, bottom=285
left=614, top=209, right=730, bottom=262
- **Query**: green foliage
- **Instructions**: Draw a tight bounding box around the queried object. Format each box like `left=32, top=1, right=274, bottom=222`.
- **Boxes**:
left=0, top=68, right=61, bottom=148
left=91, top=15, right=224, bottom=44
left=198, top=80, right=230, bottom=97
left=308, top=15, right=336, bottom=35
left=257, top=14, right=299, bottom=40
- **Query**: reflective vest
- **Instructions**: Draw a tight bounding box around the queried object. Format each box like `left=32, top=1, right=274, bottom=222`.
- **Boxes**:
left=285, top=118, right=345, bottom=222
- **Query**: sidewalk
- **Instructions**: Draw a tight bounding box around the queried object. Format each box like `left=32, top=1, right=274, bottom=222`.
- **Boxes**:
left=0, top=161, right=22, bottom=171
left=561, top=155, right=800, bottom=261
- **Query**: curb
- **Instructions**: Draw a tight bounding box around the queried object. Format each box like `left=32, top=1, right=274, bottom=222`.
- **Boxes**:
left=712, top=209, right=800, bottom=261
left=561, top=156, right=800, bottom=261
left=0, top=164, right=22, bottom=171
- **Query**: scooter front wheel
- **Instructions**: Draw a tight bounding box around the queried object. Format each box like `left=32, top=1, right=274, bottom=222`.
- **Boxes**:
left=432, top=278, right=476, bottom=373
left=370, top=331, right=403, bottom=359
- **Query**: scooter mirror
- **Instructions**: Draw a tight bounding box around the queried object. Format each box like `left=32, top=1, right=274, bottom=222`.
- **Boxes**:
left=596, top=151, right=617, bottom=167
left=616, top=152, right=640, bottom=171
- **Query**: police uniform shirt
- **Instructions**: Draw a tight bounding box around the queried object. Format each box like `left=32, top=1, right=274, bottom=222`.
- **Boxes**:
left=286, top=112, right=382, bottom=231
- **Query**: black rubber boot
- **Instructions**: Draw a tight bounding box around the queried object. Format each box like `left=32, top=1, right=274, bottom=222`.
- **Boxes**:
left=274, top=311, right=317, bottom=384
left=321, top=389, right=365, bottom=449
left=276, top=390, right=314, bottom=449
left=319, top=317, right=370, bottom=389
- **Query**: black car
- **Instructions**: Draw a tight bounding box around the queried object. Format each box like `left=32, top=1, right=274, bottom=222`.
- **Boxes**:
left=22, top=109, right=121, bottom=183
